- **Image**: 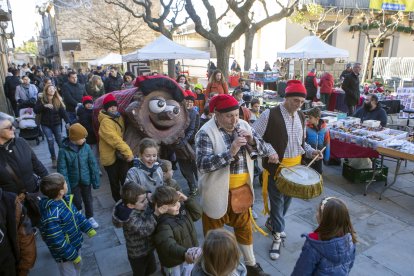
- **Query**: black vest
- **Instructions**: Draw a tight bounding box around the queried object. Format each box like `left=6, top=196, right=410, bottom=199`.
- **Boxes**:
left=305, top=75, right=317, bottom=99
left=262, top=105, right=305, bottom=177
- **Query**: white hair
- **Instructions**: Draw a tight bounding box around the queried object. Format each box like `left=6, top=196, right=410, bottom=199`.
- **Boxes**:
left=0, top=112, right=14, bottom=124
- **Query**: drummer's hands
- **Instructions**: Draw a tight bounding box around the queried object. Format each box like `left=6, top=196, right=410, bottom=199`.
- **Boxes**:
left=230, top=136, right=247, bottom=157
left=312, top=150, right=323, bottom=160
left=237, top=128, right=254, bottom=145
left=268, top=153, right=279, bottom=164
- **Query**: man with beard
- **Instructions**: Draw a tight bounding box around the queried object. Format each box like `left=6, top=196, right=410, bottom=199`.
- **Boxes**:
left=353, top=94, right=387, bottom=127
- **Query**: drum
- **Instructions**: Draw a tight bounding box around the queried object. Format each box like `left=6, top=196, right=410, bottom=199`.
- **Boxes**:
left=276, top=165, right=323, bottom=199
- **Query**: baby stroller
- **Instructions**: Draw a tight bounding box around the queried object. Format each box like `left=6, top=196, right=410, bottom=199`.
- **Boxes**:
left=17, top=107, right=43, bottom=145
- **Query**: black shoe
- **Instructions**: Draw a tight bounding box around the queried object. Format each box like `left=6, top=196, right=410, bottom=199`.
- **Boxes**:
left=246, top=262, right=270, bottom=276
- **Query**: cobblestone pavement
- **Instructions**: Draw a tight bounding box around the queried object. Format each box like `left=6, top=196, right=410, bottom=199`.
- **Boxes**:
left=28, top=135, right=414, bottom=276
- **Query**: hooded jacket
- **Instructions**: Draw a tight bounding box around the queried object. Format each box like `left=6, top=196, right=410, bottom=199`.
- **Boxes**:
left=39, top=195, right=96, bottom=263
left=154, top=197, right=202, bottom=268
left=57, top=138, right=100, bottom=193
left=319, top=73, right=334, bottom=94
left=306, top=119, right=330, bottom=162
left=112, top=200, right=157, bottom=258
left=98, top=110, right=133, bottom=166
left=291, top=233, right=355, bottom=276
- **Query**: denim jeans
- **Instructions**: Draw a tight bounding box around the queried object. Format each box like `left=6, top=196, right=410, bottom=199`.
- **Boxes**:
left=41, top=124, right=62, bottom=159
left=267, top=175, right=292, bottom=233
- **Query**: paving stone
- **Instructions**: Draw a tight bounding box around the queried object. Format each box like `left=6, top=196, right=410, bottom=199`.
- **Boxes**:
left=350, top=254, right=400, bottom=276
left=94, top=244, right=132, bottom=276
left=82, top=227, right=121, bottom=255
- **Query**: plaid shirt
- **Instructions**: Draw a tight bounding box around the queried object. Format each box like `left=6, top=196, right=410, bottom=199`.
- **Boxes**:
left=196, top=119, right=272, bottom=174
left=253, top=104, right=314, bottom=158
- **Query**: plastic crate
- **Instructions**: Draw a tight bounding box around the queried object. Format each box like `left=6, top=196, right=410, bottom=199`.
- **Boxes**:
left=342, top=161, right=388, bottom=183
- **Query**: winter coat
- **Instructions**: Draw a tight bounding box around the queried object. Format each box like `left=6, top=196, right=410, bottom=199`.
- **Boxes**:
left=57, top=138, right=100, bottom=193
left=319, top=73, right=334, bottom=94
left=191, top=261, right=247, bottom=276
left=98, top=110, right=133, bottom=166
left=306, top=120, right=330, bottom=162
left=154, top=197, right=202, bottom=268
left=39, top=195, right=96, bottom=263
left=104, top=74, right=123, bottom=93
left=125, top=159, right=163, bottom=193
left=305, top=72, right=318, bottom=99
left=15, top=84, right=38, bottom=103
left=61, top=82, right=86, bottom=112
left=205, top=81, right=228, bottom=98
left=353, top=105, right=388, bottom=127
left=4, top=75, right=21, bottom=101
left=86, top=82, right=105, bottom=100
left=342, top=72, right=360, bottom=106
left=194, top=93, right=207, bottom=115
left=112, top=200, right=157, bottom=258
left=291, top=233, right=355, bottom=276
left=0, top=138, right=48, bottom=194
left=34, top=98, right=69, bottom=127
left=76, top=105, right=97, bottom=144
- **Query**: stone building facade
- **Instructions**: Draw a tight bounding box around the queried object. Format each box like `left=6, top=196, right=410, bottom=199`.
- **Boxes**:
left=37, top=0, right=158, bottom=69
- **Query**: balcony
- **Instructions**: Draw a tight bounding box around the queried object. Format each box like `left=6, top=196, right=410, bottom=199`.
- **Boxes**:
left=0, top=0, right=11, bottom=21
left=298, top=0, right=369, bottom=9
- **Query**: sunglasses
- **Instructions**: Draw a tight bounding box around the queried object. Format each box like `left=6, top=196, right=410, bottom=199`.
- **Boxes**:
left=2, top=125, right=14, bottom=130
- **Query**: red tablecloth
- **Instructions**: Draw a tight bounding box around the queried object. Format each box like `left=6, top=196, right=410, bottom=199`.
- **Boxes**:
left=330, top=139, right=379, bottom=159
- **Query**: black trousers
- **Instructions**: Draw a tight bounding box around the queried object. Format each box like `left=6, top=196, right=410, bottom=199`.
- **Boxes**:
left=104, top=159, right=131, bottom=202
left=310, top=159, right=323, bottom=174
left=177, top=158, right=197, bottom=192
left=72, top=184, right=93, bottom=218
left=128, top=251, right=157, bottom=276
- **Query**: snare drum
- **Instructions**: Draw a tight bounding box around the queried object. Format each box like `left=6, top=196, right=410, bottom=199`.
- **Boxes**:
left=276, top=165, right=323, bottom=199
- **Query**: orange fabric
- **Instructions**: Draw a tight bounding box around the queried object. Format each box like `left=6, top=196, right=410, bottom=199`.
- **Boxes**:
left=205, top=81, right=229, bottom=98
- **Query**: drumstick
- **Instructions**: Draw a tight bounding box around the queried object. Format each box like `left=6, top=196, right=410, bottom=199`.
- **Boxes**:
left=279, top=163, right=301, bottom=177
left=307, top=146, right=326, bottom=168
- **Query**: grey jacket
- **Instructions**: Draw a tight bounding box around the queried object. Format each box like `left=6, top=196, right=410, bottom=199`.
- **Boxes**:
left=125, top=161, right=163, bottom=193
left=191, top=261, right=247, bottom=276
left=112, top=200, right=157, bottom=258
left=15, top=84, right=38, bottom=102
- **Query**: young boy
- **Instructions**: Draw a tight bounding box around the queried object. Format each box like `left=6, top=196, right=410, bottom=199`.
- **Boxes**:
left=193, top=83, right=206, bottom=115
left=306, top=107, right=331, bottom=174
left=57, top=123, right=100, bottom=228
left=249, top=98, right=262, bottom=124
left=160, top=159, right=182, bottom=192
left=39, top=173, right=96, bottom=276
left=112, top=181, right=159, bottom=276
left=152, top=186, right=202, bottom=276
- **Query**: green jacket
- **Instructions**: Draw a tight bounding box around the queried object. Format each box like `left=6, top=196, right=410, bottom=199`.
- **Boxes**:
left=57, top=138, right=100, bottom=193
left=153, top=197, right=202, bottom=268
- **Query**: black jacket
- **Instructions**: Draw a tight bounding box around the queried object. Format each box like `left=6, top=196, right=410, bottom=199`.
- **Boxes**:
left=34, top=99, right=69, bottom=127
left=76, top=105, right=97, bottom=144
left=0, top=188, right=18, bottom=273
left=4, top=76, right=21, bottom=101
left=61, top=82, right=86, bottom=112
left=104, top=74, right=123, bottom=93
left=342, top=72, right=360, bottom=106
left=0, top=138, right=48, bottom=194
left=353, top=105, right=388, bottom=127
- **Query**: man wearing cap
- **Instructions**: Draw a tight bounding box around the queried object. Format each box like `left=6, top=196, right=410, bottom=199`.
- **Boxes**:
left=253, top=80, right=322, bottom=260
left=98, top=94, right=133, bottom=202
left=196, top=94, right=277, bottom=276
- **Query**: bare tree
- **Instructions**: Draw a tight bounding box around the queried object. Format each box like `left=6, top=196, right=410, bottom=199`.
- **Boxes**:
left=104, top=0, right=190, bottom=76
left=79, top=5, right=145, bottom=55
left=290, top=3, right=349, bottom=41
left=350, top=10, right=404, bottom=81
left=243, top=0, right=298, bottom=71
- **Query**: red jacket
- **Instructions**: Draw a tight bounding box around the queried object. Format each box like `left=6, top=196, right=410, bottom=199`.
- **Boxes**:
left=319, top=73, right=334, bottom=94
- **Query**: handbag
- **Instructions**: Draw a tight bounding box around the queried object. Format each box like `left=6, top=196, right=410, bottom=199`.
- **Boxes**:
left=5, top=163, right=42, bottom=227
left=229, top=184, right=253, bottom=214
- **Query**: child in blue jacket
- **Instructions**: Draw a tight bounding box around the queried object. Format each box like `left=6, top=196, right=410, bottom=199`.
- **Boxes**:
left=39, top=173, right=96, bottom=276
left=292, top=197, right=356, bottom=276
left=305, top=107, right=330, bottom=174
left=57, top=123, right=100, bottom=228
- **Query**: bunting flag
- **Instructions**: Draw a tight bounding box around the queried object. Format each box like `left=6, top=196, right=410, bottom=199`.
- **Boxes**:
left=370, top=0, right=414, bottom=11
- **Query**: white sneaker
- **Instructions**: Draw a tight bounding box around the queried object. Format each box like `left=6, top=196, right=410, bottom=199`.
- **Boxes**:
left=88, top=217, right=99, bottom=229
left=251, top=209, right=258, bottom=220
left=269, top=233, right=282, bottom=260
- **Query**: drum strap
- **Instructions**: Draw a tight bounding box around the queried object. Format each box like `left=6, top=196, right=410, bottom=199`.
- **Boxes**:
left=261, top=155, right=302, bottom=215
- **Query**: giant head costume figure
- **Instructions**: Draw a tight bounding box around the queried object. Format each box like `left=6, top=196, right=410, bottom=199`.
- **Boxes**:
left=93, top=75, right=189, bottom=156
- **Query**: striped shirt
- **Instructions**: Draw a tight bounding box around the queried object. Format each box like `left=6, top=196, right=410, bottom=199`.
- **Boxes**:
left=196, top=119, right=272, bottom=174
left=253, top=103, right=314, bottom=158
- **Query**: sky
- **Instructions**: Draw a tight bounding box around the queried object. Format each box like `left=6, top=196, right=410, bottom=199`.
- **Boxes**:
left=10, top=0, right=43, bottom=47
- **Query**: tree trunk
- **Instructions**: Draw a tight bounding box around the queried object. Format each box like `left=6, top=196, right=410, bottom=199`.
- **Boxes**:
left=243, top=28, right=256, bottom=71
left=167, top=59, right=175, bottom=78
left=361, top=43, right=372, bottom=83
left=215, top=43, right=231, bottom=79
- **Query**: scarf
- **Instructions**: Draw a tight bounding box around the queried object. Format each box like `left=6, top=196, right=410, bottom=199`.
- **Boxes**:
left=133, top=158, right=160, bottom=178
left=103, top=110, right=121, bottom=118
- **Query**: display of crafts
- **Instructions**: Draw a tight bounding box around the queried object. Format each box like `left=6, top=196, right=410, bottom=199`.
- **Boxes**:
left=383, top=138, right=414, bottom=155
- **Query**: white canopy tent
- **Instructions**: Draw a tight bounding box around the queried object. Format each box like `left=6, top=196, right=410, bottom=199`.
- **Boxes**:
left=89, top=53, right=123, bottom=66
left=123, top=35, right=210, bottom=62
left=277, top=36, right=349, bottom=81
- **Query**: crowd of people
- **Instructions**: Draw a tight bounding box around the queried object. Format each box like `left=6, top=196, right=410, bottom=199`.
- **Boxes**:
left=0, top=63, right=358, bottom=276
